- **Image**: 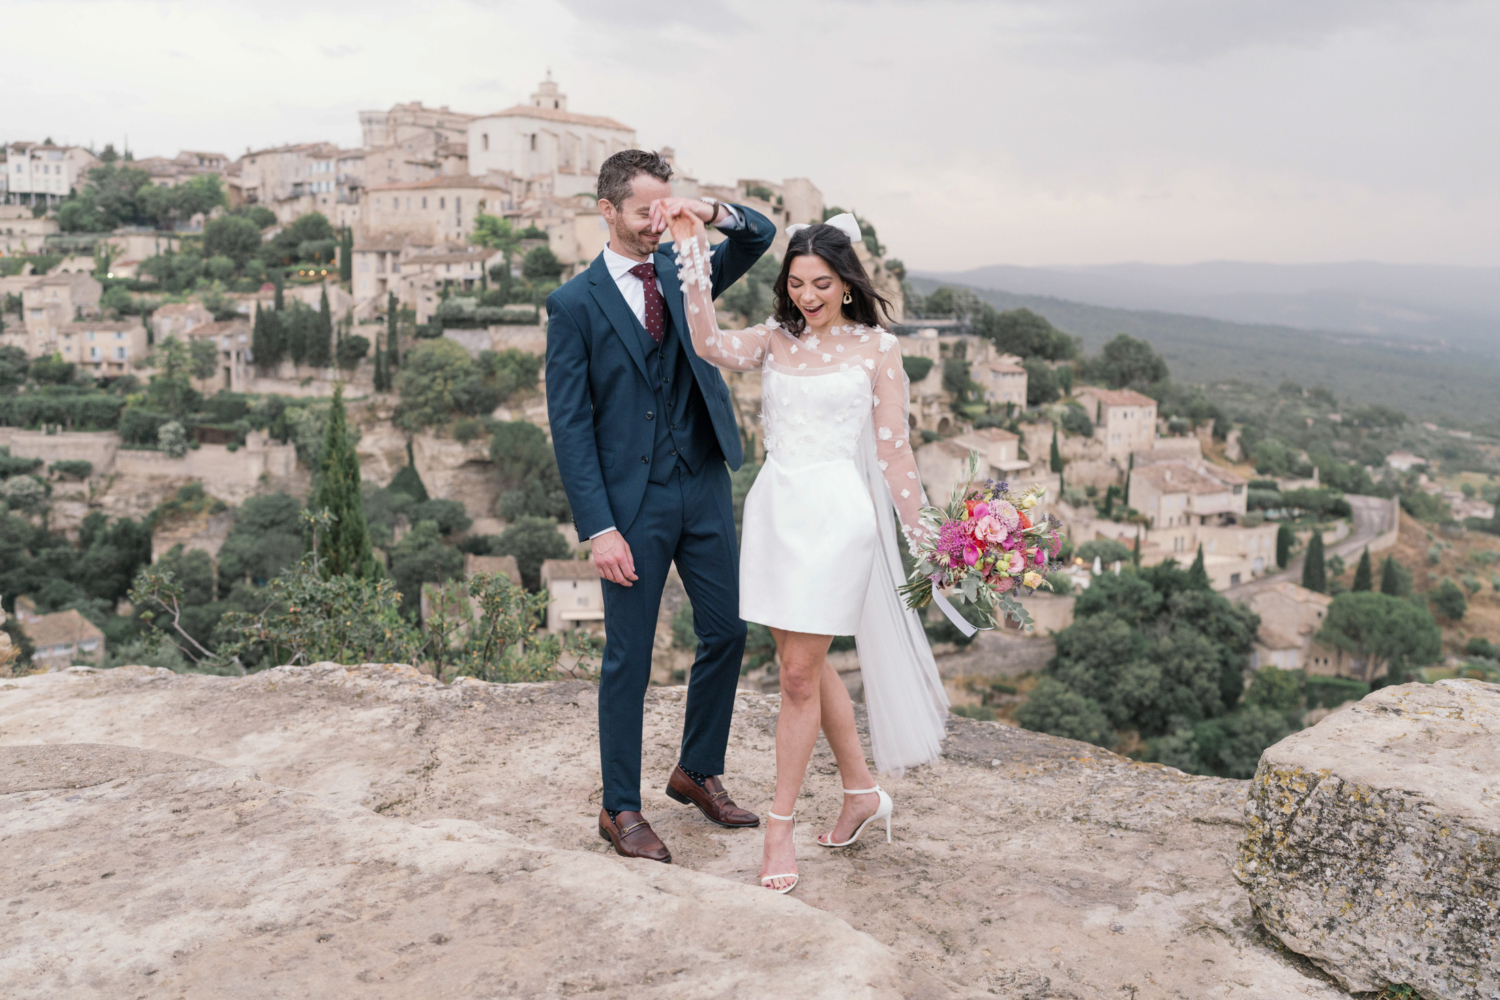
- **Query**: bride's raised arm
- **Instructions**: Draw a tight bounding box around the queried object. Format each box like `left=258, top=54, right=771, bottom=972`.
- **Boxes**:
left=870, top=334, right=931, bottom=543
left=668, top=208, right=774, bottom=372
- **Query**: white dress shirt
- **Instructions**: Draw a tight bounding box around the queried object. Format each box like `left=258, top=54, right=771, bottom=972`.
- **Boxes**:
left=591, top=205, right=745, bottom=539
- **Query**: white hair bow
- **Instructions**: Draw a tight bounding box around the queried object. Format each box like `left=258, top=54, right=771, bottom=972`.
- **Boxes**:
left=787, top=212, right=863, bottom=245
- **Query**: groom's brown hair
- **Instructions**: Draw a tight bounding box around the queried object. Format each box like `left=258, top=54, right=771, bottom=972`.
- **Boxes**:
left=597, top=149, right=673, bottom=207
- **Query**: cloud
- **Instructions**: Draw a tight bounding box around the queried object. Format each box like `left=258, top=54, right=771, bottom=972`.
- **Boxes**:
left=320, top=45, right=363, bottom=58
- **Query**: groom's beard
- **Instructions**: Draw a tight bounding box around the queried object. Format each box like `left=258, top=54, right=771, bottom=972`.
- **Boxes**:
left=614, top=226, right=660, bottom=259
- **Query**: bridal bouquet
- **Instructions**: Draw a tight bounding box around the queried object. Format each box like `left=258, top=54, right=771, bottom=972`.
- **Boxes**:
left=900, top=451, right=1062, bottom=631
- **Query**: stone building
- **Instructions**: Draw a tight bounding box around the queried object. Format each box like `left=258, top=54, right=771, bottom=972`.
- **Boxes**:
left=0, top=205, right=59, bottom=256
left=361, top=102, right=478, bottom=155
left=1247, top=582, right=1358, bottom=677
left=466, top=75, right=636, bottom=200
left=13, top=599, right=105, bottom=669
left=152, top=300, right=215, bottom=342
left=541, top=559, right=605, bottom=634
left=183, top=317, right=252, bottom=393
left=1128, top=460, right=1247, bottom=530
left=1074, top=386, right=1157, bottom=464
left=915, top=427, right=1057, bottom=509
left=3, top=142, right=100, bottom=207
left=363, top=175, right=518, bottom=246
left=133, top=151, right=230, bottom=188
left=55, top=320, right=149, bottom=378
left=5, top=272, right=103, bottom=357
left=978, top=359, right=1028, bottom=409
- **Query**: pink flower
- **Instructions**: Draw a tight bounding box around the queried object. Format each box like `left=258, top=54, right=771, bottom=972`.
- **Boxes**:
left=1008, top=550, right=1026, bottom=574
left=995, top=576, right=1015, bottom=593
left=989, top=500, right=1020, bottom=532
left=970, top=515, right=1004, bottom=544
left=971, top=501, right=990, bottom=519
left=964, top=542, right=981, bottom=566
left=1033, top=548, right=1047, bottom=566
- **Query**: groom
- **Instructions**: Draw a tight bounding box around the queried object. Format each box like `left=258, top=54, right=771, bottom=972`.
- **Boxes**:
left=546, top=149, right=775, bottom=863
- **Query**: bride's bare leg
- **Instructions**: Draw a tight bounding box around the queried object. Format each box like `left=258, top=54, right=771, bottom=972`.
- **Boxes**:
left=763, top=628, right=832, bottom=891
left=815, top=661, right=881, bottom=844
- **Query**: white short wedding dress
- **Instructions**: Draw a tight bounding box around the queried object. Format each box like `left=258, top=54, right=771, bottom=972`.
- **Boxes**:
left=674, top=231, right=950, bottom=774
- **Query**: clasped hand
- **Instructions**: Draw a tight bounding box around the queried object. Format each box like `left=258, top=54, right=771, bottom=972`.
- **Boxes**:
left=649, top=198, right=709, bottom=245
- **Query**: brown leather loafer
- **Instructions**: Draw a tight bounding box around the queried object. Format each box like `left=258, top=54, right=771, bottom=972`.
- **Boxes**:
left=665, top=765, right=760, bottom=828
left=598, top=808, right=671, bottom=863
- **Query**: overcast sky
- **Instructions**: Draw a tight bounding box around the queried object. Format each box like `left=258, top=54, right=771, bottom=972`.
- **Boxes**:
left=4, top=0, right=1497, bottom=269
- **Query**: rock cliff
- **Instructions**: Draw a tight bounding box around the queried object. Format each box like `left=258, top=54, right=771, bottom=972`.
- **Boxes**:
left=1237, top=680, right=1500, bottom=1000
left=1, top=664, right=1362, bottom=998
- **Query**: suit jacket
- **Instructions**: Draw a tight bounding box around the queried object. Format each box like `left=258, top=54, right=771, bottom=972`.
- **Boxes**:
left=545, top=205, right=776, bottom=538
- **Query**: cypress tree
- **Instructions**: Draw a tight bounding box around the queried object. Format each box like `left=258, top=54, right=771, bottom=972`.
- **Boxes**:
left=1187, top=543, right=1210, bottom=590
left=1049, top=427, right=1063, bottom=474
left=373, top=342, right=389, bottom=392
left=306, top=284, right=333, bottom=367
left=1275, top=523, right=1294, bottom=569
left=339, top=227, right=353, bottom=284
left=1132, top=532, right=1141, bottom=567
left=1302, top=531, right=1327, bottom=593
left=1380, top=555, right=1405, bottom=596
left=313, top=384, right=377, bottom=579
left=273, top=270, right=285, bottom=312
left=386, top=291, right=399, bottom=369
left=251, top=302, right=269, bottom=370
left=1352, top=547, right=1373, bottom=592
left=287, top=304, right=309, bottom=365
left=264, top=308, right=286, bottom=366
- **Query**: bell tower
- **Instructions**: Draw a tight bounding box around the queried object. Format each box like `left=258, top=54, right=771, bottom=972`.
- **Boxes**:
left=530, top=70, right=567, bottom=112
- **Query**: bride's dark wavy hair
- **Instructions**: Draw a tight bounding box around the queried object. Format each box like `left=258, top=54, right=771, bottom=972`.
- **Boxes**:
left=772, top=223, right=892, bottom=336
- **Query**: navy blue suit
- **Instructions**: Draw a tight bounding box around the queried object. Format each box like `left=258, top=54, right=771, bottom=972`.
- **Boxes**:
left=546, top=206, right=775, bottom=812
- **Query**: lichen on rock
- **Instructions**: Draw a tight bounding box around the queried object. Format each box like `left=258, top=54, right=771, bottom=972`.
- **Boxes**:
left=1235, top=679, right=1500, bottom=1000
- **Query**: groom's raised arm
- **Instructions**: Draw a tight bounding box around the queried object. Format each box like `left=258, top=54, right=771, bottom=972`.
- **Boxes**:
left=545, top=294, right=615, bottom=540
left=706, top=204, right=776, bottom=298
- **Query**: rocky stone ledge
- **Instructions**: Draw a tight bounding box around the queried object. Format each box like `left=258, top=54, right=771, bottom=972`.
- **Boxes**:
left=1236, top=679, right=1500, bottom=1000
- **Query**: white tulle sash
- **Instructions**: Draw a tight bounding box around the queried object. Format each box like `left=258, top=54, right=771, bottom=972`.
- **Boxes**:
left=852, top=423, right=950, bottom=775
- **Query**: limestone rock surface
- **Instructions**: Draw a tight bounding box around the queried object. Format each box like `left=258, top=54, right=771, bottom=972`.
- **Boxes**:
left=1236, top=680, right=1500, bottom=999
left=1, top=664, right=1353, bottom=998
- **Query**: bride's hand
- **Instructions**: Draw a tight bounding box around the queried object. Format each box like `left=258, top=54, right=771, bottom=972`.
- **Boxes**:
left=669, top=204, right=705, bottom=245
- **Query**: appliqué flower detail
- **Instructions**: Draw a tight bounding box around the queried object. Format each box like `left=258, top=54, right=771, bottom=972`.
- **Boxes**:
left=907, top=471, right=917, bottom=479
left=836, top=344, right=845, bottom=352
left=880, top=332, right=898, bottom=352
left=789, top=344, right=798, bottom=353
left=900, top=489, right=910, bottom=498
left=864, top=358, right=875, bottom=369
left=886, top=368, right=896, bottom=379
left=822, top=354, right=831, bottom=362
left=878, top=460, right=889, bottom=471
left=839, top=363, right=849, bottom=371
left=878, top=427, right=893, bottom=440
left=860, top=334, right=870, bottom=343
left=893, top=439, right=904, bottom=448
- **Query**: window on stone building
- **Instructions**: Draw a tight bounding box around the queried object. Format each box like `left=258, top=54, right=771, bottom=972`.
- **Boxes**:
left=439, top=197, right=445, bottom=209
left=482, top=133, right=489, bottom=151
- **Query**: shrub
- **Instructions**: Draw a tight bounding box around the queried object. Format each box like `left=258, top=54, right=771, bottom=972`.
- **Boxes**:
left=118, top=407, right=170, bottom=445
left=1304, top=675, right=1371, bottom=710
left=157, top=420, right=189, bottom=458
left=902, top=356, right=934, bottom=383
left=493, top=516, right=571, bottom=591
left=1430, top=579, right=1467, bottom=621
left=1013, top=677, right=1113, bottom=747
left=49, top=460, right=93, bottom=480
left=453, top=417, right=483, bottom=443
left=1075, top=539, right=1131, bottom=566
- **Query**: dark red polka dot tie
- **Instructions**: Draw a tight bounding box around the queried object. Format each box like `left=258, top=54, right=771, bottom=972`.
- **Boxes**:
left=630, top=262, right=665, bottom=344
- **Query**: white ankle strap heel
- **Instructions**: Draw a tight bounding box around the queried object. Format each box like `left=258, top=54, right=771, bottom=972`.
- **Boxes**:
left=818, top=786, right=893, bottom=848
left=760, top=810, right=799, bottom=894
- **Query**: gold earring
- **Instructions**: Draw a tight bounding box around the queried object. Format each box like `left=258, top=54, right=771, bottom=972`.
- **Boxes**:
left=842, top=290, right=852, bottom=305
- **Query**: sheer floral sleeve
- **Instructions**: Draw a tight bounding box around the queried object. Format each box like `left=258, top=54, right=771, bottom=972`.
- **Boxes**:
left=870, top=332, right=930, bottom=542
left=674, top=232, right=773, bottom=372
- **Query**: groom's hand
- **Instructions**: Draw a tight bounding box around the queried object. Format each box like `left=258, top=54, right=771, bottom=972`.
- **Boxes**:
left=649, top=197, right=714, bottom=236
left=592, top=530, right=638, bottom=587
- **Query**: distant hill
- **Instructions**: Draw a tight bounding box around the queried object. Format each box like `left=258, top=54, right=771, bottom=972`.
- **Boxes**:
left=912, top=262, right=1500, bottom=359
left=907, top=277, right=1500, bottom=432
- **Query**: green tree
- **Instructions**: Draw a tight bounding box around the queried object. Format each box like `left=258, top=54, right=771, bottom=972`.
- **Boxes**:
left=976, top=307, right=1077, bottom=361
left=1318, top=591, right=1441, bottom=682
left=203, top=214, right=263, bottom=269
left=286, top=303, right=311, bottom=365
left=1351, top=547, right=1373, bottom=592
left=1012, top=677, right=1113, bottom=747
left=387, top=519, right=464, bottom=613
left=471, top=212, right=521, bottom=294
left=338, top=226, right=353, bottom=283
left=494, top=516, right=571, bottom=591
left=1301, top=531, right=1326, bottom=593
left=1430, top=578, right=1468, bottom=621
left=395, top=338, right=485, bottom=431
left=1379, top=555, right=1411, bottom=597
left=1024, top=358, right=1060, bottom=406
left=522, top=245, right=563, bottom=284
left=1187, top=544, right=1210, bottom=591
left=1087, top=334, right=1169, bottom=390
left=189, top=338, right=219, bottom=381
left=389, top=461, right=429, bottom=503
left=311, top=386, right=376, bottom=579
left=383, top=290, right=400, bottom=376
left=336, top=334, right=369, bottom=370
left=303, top=285, right=334, bottom=367
left=216, top=492, right=304, bottom=593
left=1275, top=523, right=1294, bottom=569
left=1049, top=426, right=1063, bottom=474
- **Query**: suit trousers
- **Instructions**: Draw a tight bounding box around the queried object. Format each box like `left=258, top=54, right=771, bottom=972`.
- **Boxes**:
left=597, top=460, right=747, bottom=813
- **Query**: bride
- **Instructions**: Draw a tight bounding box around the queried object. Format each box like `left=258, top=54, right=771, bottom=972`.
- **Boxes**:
left=662, top=205, right=949, bottom=894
